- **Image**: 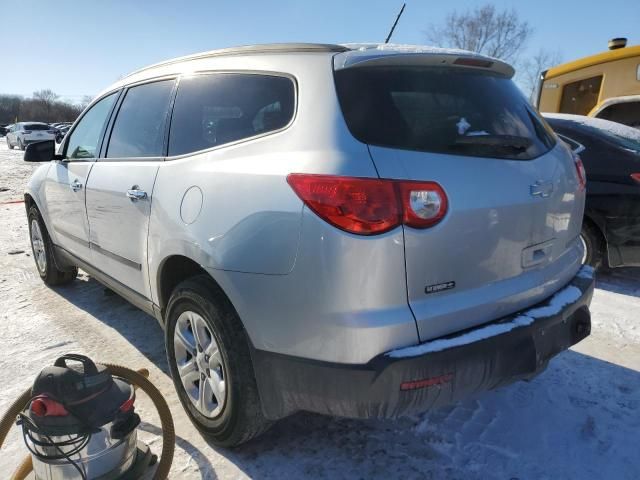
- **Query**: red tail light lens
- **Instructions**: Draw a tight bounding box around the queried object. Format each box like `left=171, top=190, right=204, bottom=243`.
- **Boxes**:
left=287, top=174, right=400, bottom=234
left=631, top=173, right=640, bottom=184
left=573, top=154, right=586, bottom=191
left=287, top=174, right=448, bottom=235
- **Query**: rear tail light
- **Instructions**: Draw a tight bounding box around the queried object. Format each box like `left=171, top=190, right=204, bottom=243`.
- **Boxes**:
left=287, top=174, right=448, bottom=235
left=573, top=154, right=586, bottom=191
left=631, top=173, right=640, bottom=184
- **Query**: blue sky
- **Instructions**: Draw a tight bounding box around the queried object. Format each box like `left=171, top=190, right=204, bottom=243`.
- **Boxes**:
left=3, top=0, right=639, bottom=102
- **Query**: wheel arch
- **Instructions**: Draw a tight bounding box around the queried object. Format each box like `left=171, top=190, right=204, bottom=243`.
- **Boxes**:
left=156, top=255, right=239, bottom=325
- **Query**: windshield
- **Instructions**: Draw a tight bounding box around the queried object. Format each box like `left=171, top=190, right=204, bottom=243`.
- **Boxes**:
left=24, top=123, right=50, bottom=131
left=334, top=66, right=556, bottom=160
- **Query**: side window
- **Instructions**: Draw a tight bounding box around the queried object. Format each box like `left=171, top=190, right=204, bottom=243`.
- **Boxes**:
left=65, top=93, right=118, bottom=160
left=168, top=73, right=295, bottom=156
left=559, top=75, right=603, bottom=116
left=106, top=80, right=175, bottom=158
left=597, top=102, right=640, bottom=128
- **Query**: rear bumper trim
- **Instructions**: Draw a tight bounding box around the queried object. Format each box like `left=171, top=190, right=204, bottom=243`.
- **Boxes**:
left=252, top=265, right=595, bottom=420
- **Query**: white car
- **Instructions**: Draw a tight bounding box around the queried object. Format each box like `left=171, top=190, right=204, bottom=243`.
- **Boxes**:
left=6, top=122, right=56, bottom=150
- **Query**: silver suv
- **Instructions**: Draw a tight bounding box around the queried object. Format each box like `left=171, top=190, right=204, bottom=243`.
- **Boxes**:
left=23, top=43, right=595, bottom=446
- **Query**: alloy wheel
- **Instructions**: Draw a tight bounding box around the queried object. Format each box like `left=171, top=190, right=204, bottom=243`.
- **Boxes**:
left=30, top=219, right=47, bottom=275
left=173, top=310, right=227, bottom=418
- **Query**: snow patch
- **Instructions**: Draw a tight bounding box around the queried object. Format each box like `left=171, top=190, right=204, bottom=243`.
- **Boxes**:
left=387, top=282, right=584, bottom=359
left=577, top=264, right=596, bottom=280
left=544, top=113, right=640, bottom=142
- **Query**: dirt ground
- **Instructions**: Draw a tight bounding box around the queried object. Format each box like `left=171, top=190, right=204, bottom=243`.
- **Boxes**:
left=0, top=140, right=638, bottom=479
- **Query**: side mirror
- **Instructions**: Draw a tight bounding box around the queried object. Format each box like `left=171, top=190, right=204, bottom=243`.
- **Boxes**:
left=24, top=140, right=61, bottom=162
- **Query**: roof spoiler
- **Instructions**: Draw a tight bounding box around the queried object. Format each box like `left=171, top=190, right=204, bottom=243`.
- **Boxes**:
left=334, top=45, right=514, bottom=78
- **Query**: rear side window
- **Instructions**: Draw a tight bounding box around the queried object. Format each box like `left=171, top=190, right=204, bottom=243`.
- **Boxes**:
left=559, top=75, right=603, bottom=116
left=168, top=73, right=295, bottom=156
left=106, top=80, right=175, bottom=158
left=334, top=66, right=555, bottom=160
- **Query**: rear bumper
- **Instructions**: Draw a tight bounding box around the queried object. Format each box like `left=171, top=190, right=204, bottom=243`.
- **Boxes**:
left=252, top=265, right=595, bottom=420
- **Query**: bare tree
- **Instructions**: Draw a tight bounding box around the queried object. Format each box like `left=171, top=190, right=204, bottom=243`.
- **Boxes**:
left=426, top=4, right=533, bottom=64
left=519, top=49, right=562, bottom=102
left=32, top=89, right=60, bottom=122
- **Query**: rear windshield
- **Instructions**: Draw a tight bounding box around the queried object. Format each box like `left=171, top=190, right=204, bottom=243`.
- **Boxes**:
left=334, top=66, right=556, bottom=160
left=24, top=123, right=50, bottom=131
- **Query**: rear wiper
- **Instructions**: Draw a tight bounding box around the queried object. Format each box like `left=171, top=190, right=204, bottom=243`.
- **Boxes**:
left=450, top=134, right=532, bottom=152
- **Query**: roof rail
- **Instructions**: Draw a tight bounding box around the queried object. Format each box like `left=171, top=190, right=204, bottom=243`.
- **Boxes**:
left=125, top=43, right=350, bottom=78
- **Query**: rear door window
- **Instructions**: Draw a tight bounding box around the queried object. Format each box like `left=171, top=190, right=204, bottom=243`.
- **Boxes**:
left=334, top=66, right=555, bottom=160
left=168, top=73, right=295, bottom=156
left=106, top=79, right=175, bottom=158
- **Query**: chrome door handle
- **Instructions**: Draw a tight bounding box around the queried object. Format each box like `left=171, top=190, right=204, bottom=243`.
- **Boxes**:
left=126, top=186, right=147, bottom=201
left=70, top=179, right=83, bottom=192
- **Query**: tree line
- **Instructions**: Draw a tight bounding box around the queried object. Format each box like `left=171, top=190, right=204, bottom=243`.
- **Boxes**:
left=0, top=89, right=92, bottom=125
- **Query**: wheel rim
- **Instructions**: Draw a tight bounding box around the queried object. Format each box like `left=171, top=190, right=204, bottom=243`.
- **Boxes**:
left=173, top=311, right=226, bottom=418
left=30, top=219, right=47, bottom=274
left=580, top=234, right=588, bottom=264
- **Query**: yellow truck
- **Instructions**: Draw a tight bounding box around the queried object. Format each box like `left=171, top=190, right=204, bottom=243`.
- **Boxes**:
left=536, top=38, right=640, bottom=127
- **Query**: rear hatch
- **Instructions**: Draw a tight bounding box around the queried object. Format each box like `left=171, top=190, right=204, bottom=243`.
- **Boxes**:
left=334, top=48, right=585, bottom=341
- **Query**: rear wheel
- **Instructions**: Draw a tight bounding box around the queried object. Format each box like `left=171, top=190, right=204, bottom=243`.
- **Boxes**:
left=28, top=206, right=77, bottom=285
left=6, top=137, right=13, bottom=149
left=165, top=275, right=271, bottom=447
left=18, top=138, right=25, bottom=150
left=580, top=221, right=605, bottom=269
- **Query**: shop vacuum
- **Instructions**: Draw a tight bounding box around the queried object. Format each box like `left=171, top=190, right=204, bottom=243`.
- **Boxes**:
left=0, top=354, right=175, bottom=479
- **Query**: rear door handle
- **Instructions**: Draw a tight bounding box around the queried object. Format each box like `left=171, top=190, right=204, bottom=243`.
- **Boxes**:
left=126, top=186, right=147, bottom=201
left=70, top=179, right=83, bottom=192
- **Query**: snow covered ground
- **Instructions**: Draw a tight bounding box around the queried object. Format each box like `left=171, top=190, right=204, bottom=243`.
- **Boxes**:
left=0, top=141, right=638, bottom=479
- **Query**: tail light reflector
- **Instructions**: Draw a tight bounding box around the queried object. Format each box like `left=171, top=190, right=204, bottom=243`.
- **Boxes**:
left=573, top=154, right=586, bottom=191
left=631, top=173, right=640, bottom=184
left=287, top=174, right=447, bottom=235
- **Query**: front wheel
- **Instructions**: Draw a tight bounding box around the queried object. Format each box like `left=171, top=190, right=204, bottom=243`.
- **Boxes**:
left=7, top=137, right=13, bottom=150
left=28, top=206, right=78, bottom=285
left=165, top=275, right=271, bottom=447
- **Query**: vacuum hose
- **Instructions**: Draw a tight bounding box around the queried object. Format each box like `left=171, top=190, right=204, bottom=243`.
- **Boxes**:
left=0, top=364, right=175, bottom=480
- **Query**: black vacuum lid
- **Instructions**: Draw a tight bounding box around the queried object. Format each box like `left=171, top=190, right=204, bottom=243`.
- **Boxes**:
left=27, top=354, right=132, bottom=433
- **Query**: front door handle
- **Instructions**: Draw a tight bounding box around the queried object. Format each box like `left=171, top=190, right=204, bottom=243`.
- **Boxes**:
left=126, top=186, right=148, bottom=201
left=71, top=179, right=83, bottom=192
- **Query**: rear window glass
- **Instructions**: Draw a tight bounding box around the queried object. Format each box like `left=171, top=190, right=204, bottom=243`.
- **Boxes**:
left=168, top=73, right=295, bottom=156
left=334, top=66, right=555, bottom=160
left=24, top=124, right=50, bottom=131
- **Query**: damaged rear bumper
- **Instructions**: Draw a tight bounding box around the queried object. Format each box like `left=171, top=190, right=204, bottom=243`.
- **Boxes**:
left=252, top=266, right=596, bottom=420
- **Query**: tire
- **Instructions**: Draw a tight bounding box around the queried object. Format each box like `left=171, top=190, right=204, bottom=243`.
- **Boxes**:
left=165, top=275, right=271, bottom=447
left=27, top=206, right=78, bottom=286
left=18, top=138, right=25, bottom=150
left=7, top=137, right=13, bottom=150
left=580, top=221, right=605, bottom=270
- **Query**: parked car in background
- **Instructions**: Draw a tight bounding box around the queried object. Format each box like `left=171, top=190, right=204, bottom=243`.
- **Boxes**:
left=56, top=124, right=72, bottom=143
left=545, top=113, right=640, bottom=268
left=6, top=122, right=56, bottom=150
left=23, top=43, right=594, bottom=446
left=0, top=125, right=8, bottom=137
